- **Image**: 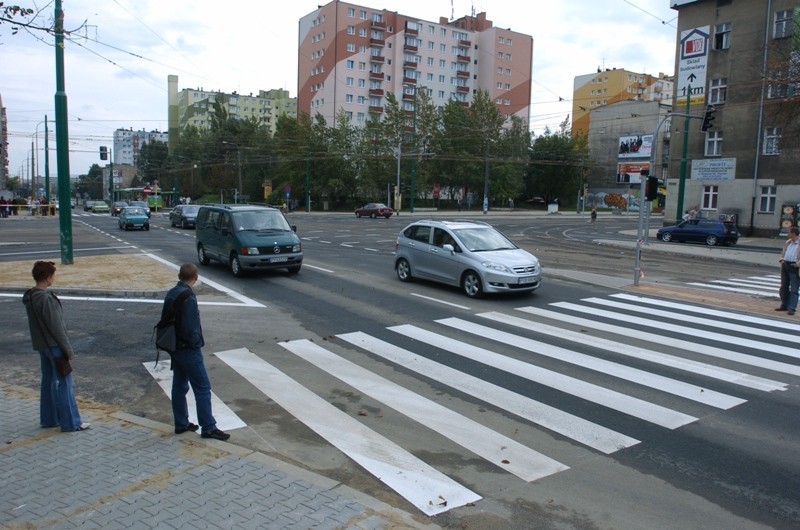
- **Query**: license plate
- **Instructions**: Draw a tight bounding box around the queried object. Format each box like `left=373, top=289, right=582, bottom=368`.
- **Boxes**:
left=518, top=276, right=536, bottom=284
left=270, top=257, right=288, bottom=263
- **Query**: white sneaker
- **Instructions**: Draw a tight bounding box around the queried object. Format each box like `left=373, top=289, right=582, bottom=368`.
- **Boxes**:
left=76, top=423, right=91, bottom=431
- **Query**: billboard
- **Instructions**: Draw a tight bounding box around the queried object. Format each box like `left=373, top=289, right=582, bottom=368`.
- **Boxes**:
left=677, top=26, right=709, bottom=106
left=690, top=158, right=736, bottom=180
left=616, top=162, right=651, bottom=184
left=618, top=135, right=653, bottom=159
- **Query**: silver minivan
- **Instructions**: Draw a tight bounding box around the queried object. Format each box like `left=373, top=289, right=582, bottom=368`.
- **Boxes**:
left=394, top=219, right=541, bottom=298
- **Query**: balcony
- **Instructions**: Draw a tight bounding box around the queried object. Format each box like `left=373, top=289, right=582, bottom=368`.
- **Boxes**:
left=370, top=38, right=385, bottom=47
left=369, top=55, right=385, bottom=63
left=458, top=39, right=471, bottom=48
left=403, top=76, right=417, bottom=85
left=458, top=101, right=470, bottom=108
left=457, top=54, right=470, bottom=63
left=369, top=88, right=384, bottom=96
left=456, top=85, right=469, bottom=93
left=404, top=61, right=418, bottom=69
left=368, top=106, right=384, bottom=114
left=405, top=27, right=418, bottom=36
left=456, top=70, right=470, bottom=78
left=403, top=43, right=418, bottom=53
left=370, top=20, right=385, bottom=29
left=402, top=92, right=415, bottom=100
left=369, top=71, right=385, bottom=80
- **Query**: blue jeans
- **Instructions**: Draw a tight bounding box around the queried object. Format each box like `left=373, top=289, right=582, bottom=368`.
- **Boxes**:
left=779, top=262, right=800, bottom=311
left=40, top=347, right=83, bottom=431
left=170, top=348, right=217, bottom=434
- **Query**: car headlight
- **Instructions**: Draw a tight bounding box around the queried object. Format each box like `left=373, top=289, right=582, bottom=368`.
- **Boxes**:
left=292, top=244, right=301, bottom=253
left=242, top=247, right=260, bottom=255
left=481, top=261, right=512, bottom=273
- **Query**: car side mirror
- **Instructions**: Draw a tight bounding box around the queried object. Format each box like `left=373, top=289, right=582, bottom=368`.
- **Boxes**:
left=443, top=243, right=455, bottom=253
left=291, top=225, right=297, bottom=232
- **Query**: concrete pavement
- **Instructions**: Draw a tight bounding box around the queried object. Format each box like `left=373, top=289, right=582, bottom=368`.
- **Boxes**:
left=0, top=209, right=786, bottom=529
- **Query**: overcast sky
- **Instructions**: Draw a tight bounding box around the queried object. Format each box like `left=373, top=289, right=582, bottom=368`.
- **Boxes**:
left=1, top=0, right=679, bottom=181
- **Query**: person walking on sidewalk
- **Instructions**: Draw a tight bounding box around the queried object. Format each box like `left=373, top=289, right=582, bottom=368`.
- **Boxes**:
left=22, top=261, right=90, bottom=432
left=162, top=263, right=230, bottom=441
left=776, top=226, right=800, bottom=316
left=590, top=206, right=597, bottom=224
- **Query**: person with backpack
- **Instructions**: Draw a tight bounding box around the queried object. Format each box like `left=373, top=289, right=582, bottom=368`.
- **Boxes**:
left=161, top=263, right=230, bottom=440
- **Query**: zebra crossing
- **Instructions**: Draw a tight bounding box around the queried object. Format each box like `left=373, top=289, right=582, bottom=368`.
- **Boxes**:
left=687, top=274, right=780, bottom=297
left=144, top=293, right=797, bottom=516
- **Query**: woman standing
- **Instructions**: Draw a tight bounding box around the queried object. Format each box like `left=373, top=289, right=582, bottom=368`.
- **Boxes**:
left=22, top=261, right=89, bottom=432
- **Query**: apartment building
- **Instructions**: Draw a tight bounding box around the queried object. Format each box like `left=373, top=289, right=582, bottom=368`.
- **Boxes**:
left=572, top=69, right=674, bottom=137
left=298, top=1, right=533, bottom=126
left=112, top=128, right=169, bottom=166
left=669, top=0, right=800, bottom=235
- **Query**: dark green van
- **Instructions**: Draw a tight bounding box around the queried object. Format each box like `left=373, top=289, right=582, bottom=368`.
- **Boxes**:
left=196, top=204, right=302, bottom=277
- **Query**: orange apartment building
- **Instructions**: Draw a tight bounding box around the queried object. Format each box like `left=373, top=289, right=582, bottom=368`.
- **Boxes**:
left=298, top=1, right=533, bottom=126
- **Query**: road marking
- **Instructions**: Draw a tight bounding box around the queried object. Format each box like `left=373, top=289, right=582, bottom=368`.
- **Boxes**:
left=214, top=347, right=481, bottom=516
left=339, top=331, right=639, bottom=454
left=686, top=282, right=778, bottom=297
left=279, top=339, right=569, bottom=482
left=516, top=306, right=800, bottom=378
left=303, top=263, right=335, bottom=273
left=410, top=293, right=471, bottom=310
left=143, top=360, right=247, bottom=432
left=479, top=310, right=785, bottom=393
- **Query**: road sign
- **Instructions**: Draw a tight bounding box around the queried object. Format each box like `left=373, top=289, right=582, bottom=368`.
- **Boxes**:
left=143, top=185, right=152, bottom=194
left=677, top=26, right=709, bottom=106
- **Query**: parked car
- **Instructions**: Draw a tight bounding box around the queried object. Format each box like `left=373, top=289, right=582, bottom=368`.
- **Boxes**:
left=83, top=200, right=96, bottom=211
left=394, top=219, right=542, bottom=298
left=355, top=202, right=393, bottom=218
left=196, top=203, right=302, bottom=277
left=91, top=201, right=110, bottom=214
left=129, top=200, right=151, bottom=218
left=118, top=206, right=150, bottom=231
left=111, top=201, right=128, bottom=216
left=656, top=218, right=739, bottom=246
left=169, top=204, right=200, bottom=229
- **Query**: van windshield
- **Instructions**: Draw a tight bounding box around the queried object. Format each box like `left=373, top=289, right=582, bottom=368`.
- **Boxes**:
left=232, top=211, right=292, bottom=232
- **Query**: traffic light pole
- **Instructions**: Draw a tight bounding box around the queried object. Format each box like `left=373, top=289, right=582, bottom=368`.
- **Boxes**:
left=54, top=0, right=73, bottom=265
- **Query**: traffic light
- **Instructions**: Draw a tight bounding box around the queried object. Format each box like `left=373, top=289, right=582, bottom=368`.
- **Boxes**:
left=700, top=105, right=716, bottom=132
left=645, top=176, right=659, bottom=201
left=99, top=145, right=108, bottom=160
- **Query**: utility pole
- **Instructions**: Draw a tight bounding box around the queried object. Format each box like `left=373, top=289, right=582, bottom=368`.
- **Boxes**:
left=54, top=0, right=73, bottom=264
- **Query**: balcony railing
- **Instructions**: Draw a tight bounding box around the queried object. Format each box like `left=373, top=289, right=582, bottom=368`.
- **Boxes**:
left=370, top=20, right=385, bottom=29
left=457, top=54, right=470, bottom=62
left=456, top=85, right=469, bottom=93
left=456, top=70, right=470, bottom=78
left=404, top=61, right=418, bottom=69
left=368, top=88, right=384, bottom=96
left=369, top=71, right=385, bottom=80
left=369, top=55, right=385, bottom=63
left=403, top=44, right=418, bottom=53
left=370, top=38, right=385, bottom=47
left=368, top=106, right=384, bottom=113
left=458, top=39, right=471, bottom=48
left=403, top=76, right=417, bottom=85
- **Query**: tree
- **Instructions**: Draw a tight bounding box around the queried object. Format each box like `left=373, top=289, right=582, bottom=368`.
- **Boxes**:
left=527, top=116, right=588, bottom=207
left=137, top=140, right=169, bottom=185
left=0, top=3, right=34, bottom=37
left=76, top=164, right=103, bottom=199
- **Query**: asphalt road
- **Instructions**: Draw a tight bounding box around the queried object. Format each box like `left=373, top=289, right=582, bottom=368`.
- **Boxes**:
left=1, top=210, right=797, bottom=529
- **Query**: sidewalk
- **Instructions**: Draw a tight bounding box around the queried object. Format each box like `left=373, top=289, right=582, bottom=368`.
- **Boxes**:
left=0, top=384, right=433, bottom=529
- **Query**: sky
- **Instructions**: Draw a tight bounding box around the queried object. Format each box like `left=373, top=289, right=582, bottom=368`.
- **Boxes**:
left=1, top=0, right=680, bottom=181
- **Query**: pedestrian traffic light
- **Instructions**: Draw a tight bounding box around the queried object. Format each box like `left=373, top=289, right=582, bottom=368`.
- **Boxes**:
left=645, top=176, right=659, bottom=201
left=99, top=146, right=108, bottom=160
left=700, top=105, right=716, bottom=132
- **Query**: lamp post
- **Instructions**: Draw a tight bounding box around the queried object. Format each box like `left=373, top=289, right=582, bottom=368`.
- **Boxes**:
left=221, top=141, right=242, bottom=204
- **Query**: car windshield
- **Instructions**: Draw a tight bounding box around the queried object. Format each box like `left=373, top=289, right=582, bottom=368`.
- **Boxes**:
left=126, top=208, right=146, bottom=215
left=452, top=227, right=517, bottom=252
left=232, top=211, right=292, bottom=232
left=130, top=201, right=147, bottom=207
left=182, top=206, right=199, bottom=214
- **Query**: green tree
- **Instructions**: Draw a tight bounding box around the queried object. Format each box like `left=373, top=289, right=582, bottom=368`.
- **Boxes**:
left=76, top=164, right=103, bottom=199
left=528, top=116, right=587, bottom=207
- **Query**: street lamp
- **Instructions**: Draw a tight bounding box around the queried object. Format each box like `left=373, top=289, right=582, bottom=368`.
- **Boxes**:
left=221, top=141, right=242, bottom=204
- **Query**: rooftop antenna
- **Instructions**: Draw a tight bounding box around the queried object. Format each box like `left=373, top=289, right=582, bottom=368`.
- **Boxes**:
left=450, top=0, right=454, bottom=21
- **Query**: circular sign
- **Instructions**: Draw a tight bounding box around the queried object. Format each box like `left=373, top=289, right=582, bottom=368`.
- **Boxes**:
left=143, top=186, right=152, bottom=194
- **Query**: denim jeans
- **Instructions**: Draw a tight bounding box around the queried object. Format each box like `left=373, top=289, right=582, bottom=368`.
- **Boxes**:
left=779, top=262, right=800, bottom=311
left=170, top=348, right=217, bottom=433
left=40, top=347, right=83, bottom=431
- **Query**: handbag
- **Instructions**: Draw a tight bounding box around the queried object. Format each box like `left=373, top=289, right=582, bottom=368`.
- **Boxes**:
left=53, top=356, right=73, bottom=377
left=153, top=290, right=192, bottom=363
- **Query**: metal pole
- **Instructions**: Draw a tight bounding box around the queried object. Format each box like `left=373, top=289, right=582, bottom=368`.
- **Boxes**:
left=236, top=147, right=242, bottom=204
left=676, top=85, right=691, bottom=222
left=54, top=0, right=73, bottom=264
left=410, top=87, right=417, bottom=213
left=44, top=117, right=50, bottom=202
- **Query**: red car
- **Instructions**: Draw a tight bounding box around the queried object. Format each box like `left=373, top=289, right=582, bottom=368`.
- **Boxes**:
left=355, top=202, right=393, bottom=218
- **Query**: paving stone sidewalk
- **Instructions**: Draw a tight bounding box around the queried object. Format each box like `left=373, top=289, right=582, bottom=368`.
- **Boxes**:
left=0, top=385, right=434, bottom=529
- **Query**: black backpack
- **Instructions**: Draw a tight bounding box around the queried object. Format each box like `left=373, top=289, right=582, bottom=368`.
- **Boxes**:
left=152, top=290, right=191, bottom=366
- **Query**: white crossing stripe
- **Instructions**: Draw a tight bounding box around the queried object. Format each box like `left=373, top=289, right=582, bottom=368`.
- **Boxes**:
left=338, top=331, right=640, bottom=454
left=429, top=319, right=700, bottom=427
left=143, top=361, right=247, bottom=432
left=516, top=306, right=800, bottom=378
left=686, top=282, right=778, bottom=297
left=610, top=293, right=800, bottom=333
left=214, top=347, right=481, bottom=516
left=552, top=301, right=800, bottom=361
left=477, top=311, right=784, bottom=393
left=279, top=339, right=568, bottom=482
left=584, top=297, right=800, bottom=344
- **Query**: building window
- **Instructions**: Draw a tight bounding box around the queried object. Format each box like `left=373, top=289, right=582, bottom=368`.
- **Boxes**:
left=346, top=60, right=354, bottom=69
left=346, top=43, right=355, bottom=52
left=345, top=94, right=353, bottom=103
left=347, top=7, right=354, bottom=17
left=359, top=27, right=366, bottom=37
left=347, top=25, right=355, bottom=35
left=709, top=78, right=727, bottom=104
left=702, top=185, right=719, bottom=210
left=775, top=10, right=794, bottom=38
left=764, top=127, right=782, bottom=155
left=358, top=78, right=365, bottom=88
left=759, top=186, right=777, bottom=213
left=714, top=22, right=732, bottom=49
left=705, top=130, right=723, bottom=156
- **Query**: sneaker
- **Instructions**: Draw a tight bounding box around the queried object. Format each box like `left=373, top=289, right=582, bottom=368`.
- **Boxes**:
left=201, top=428, right=230, bottom=441
left=789, top=310, right=796, bottom=316
left=775, top=307, right=787, bottom=311
left=175, top=422, right=199, bottom=434
left=76, top=423, right=91, bottom=431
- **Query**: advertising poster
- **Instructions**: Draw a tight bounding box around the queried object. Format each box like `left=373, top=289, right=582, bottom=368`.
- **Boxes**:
left=616, top=162, right=650, bottom=184
left=617, top=134, right=653, bottom=159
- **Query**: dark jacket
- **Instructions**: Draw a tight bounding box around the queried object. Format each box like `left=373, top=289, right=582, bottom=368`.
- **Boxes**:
left=161, top=282, right=204, bottom=350
left=22, top=287, right=75, bottom=359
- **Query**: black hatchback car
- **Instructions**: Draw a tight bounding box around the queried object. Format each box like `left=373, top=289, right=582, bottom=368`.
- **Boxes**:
left=656, top=218, right=739, bottom=246
left=169, top=204, right=199, bottom=229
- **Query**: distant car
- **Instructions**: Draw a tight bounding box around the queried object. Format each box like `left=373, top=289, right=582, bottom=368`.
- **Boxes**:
left=91, top=202, right=110, bottom=214
left=83, top=200, right=96, bottom=211
left=118, top=206, right=150, bottom=231
left=169, top=204, right=200, bottom=229
left=129, top=200, right=151, bottom=218
left=355, top=202, right=393, bottom=218
left=111, top=201, right=128, bottom=216
left=656, top=218, right=739, bottom=246
left=394, top=219, right=542, bottom=298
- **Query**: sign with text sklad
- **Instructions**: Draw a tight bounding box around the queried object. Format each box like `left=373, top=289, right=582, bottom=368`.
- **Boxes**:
left=677, top=26, right=709, bottom=106
left=691, top=158, right=736, bottom=180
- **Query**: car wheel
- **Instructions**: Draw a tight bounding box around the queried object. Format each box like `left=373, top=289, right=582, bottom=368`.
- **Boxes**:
left=197, top=245, right=211, bottom=265
left=370, top=212, right=376, bottom=218
left=124, top=225, right=129, bottom=231
left=287, top=266, right=301, bottom=274
left=462, top=271, right=483, bottom=298
left=170, top=217, right=175, bottom=227
left=181, top=219, right=187, bottom=229
left=706, top=235, right=718, bottom=246
left=660, top=232, right=672, bottom=243
left=396, top=258, right=412, bottom=282
left=118, top=222, right=123, bottom=230
left=356, top=212, right=361, bottom=218
left=144, top=224, right=150, bottom=231
left=230, top=254, right=245, bottom=277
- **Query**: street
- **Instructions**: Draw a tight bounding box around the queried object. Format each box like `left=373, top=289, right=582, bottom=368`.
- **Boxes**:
left=1, top=210, right=798, bottom=529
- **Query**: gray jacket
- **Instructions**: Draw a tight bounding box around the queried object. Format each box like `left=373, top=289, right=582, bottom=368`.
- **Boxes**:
left=23, top=287, right=75, bottom=359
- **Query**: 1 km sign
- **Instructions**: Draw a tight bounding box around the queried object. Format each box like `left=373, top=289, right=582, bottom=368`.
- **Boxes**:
left=677, top=26, right=709, bottom=107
